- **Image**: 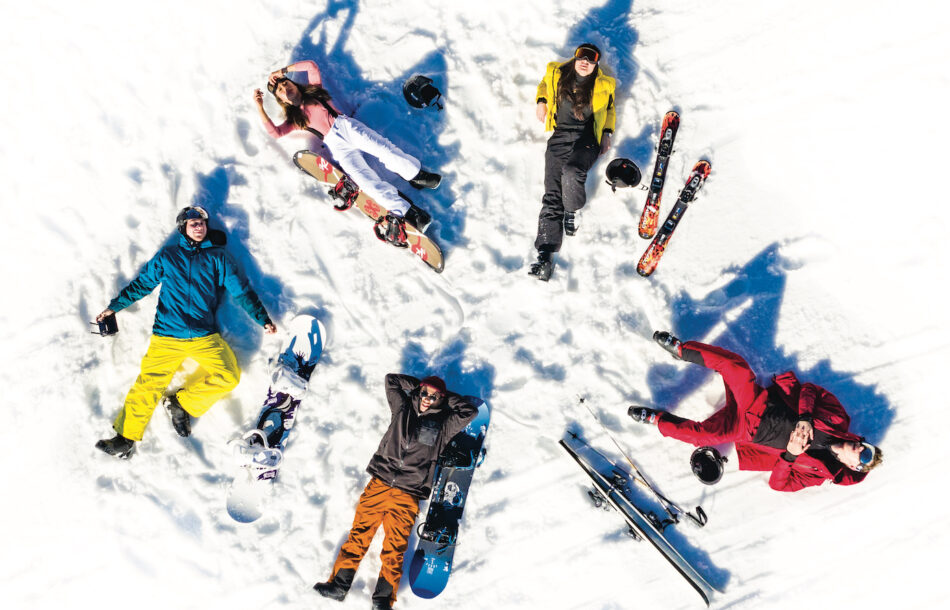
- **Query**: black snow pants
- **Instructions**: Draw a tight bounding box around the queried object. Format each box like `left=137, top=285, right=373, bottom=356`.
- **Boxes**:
left=534, top=125, right=600, bottom=253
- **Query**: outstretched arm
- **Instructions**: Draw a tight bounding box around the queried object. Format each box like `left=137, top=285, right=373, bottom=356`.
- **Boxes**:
left=220, top=252, right=273, bottom=331
left=107, top=251, right=165, bottom=314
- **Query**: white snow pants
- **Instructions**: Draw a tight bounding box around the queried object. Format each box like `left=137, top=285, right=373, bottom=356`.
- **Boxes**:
left=323, top=115, right=420, bottom=216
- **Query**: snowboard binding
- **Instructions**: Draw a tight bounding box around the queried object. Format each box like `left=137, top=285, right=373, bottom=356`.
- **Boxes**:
left=230, top=429, right=283, bottom=481
left=329, top=175, right=360, bottom=211
left=374, top=213, right=409, bottom=247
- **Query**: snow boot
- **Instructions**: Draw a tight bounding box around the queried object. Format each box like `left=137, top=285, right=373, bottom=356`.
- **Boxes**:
left=564, top=211, right=578, bottom=236
left=371, top=577, right=395, bottom=609
left=404, top=204, right=432, bottom=232
left=628, top=406, right=661, bottom=425
left=409, top=168, right=441, bottom=190
left=313, top=568, right=354, bottom=602
left=164, top=393, right=192, bottom=437
left=653, top=330, right=683, bottom=360
left=95, top=433, right=136, bottom=459
left=528, top=251, right=553, bottom=282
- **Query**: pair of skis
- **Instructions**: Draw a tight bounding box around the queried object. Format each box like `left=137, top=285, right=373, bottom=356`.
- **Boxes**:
left=636, top=111, right=712, bottom=277
left=563, top=398, right=718, bottom=606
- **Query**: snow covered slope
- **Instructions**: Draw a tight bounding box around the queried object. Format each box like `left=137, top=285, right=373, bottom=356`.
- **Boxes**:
left=2, top=0, right=947, bottom=608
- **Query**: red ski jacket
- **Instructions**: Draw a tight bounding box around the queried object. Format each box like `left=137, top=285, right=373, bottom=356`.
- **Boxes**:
left=658, top=342, right=868, bottom=492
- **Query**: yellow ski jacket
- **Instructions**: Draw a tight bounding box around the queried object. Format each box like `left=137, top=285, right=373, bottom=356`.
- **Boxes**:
left=536, top=61, right=616, bottom=144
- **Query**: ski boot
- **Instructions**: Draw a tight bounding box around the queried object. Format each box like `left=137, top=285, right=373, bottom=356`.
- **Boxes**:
left=653, top=330, right=683, bottom=360
left=628, top=406, right=661, bottom=425
left=409, top=168, right=441, bottom=190
left=564, top=211, right=578, bottom=236
left=95, top=434, right=136, bottom=459
left=374, top=213, right=409, bottom=248
left=528, top=251, right=553, bottom=282
left=164, top=393, right=192, bottom=437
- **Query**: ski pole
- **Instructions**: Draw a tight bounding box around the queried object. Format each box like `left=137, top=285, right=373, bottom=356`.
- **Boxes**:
left=577, top=397, right=707, bottom=526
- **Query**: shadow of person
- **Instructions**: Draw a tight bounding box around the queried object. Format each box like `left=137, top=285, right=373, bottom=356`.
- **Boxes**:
left=187, top=163, right=291, bottom=361
left=647, top=241, right=894, bottom=445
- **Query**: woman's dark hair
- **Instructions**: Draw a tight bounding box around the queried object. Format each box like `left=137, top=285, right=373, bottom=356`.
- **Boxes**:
left=556, top=58, right=598, bottom=120
left=275, top=80, right=335, bottom=129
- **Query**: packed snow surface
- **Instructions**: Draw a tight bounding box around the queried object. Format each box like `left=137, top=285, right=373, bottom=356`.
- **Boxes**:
left=3, top=0, right=947, bottom=608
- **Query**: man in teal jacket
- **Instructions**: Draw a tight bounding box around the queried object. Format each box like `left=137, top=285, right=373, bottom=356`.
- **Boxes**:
left=96, top=206, right=276, bottom=459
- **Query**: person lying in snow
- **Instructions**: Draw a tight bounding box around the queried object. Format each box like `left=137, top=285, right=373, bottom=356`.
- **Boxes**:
left=529, top=42, right=616, bottom=281
left=253, top=59, right=439, bottom=246
left=629, top=332, right=883, bottom=492
left=95, top=206, right=276, bottom=459
left=313, top=374, right=477, bottom=610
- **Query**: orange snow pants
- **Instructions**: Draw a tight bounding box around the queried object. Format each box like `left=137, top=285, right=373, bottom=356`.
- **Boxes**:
left=330, top=477, right=420, bottom=603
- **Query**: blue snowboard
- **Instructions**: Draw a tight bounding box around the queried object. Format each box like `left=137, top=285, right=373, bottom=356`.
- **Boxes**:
left=408, top=399, right=490, bottom=598
left=226, top=315, right=326, bottom=523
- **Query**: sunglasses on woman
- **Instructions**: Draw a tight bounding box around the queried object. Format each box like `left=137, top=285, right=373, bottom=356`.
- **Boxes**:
left=574, top=47, right=599, bottom=63
left=420, top=389, right=443, bottom=400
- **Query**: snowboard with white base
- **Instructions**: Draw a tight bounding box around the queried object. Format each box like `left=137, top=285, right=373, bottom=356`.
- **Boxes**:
left=226, top=315, right=326, bottom=523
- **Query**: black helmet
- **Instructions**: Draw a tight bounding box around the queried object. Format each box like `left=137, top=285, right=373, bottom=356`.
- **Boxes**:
left=690, top=446, right=727, bottom=485
left=605, top=158, right=642, bottom=192
left=176, top=206, right=209, bottom=235
left=403, top=74, right=443, bottom=110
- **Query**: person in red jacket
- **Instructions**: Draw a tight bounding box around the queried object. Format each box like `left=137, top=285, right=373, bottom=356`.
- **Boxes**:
left=629, top=332, right=883, bottom=492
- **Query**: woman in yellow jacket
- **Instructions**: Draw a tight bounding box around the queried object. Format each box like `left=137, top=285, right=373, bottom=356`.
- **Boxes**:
left=530, top=43, right=616, bottom=280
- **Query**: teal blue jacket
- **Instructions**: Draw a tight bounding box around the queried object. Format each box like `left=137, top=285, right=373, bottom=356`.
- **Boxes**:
left=108, top=233, right=271, bottom=338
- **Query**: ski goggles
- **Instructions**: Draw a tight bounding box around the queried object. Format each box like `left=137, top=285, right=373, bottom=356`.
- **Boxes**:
left=181, top=207, right=208, bottom=222
left=855, top=443, right=878, bottom=473
left=574, top=47, right=600, bottom=63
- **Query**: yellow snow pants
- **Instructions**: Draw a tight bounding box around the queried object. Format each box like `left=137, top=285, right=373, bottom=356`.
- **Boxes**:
left=113, top=333, right=240, bottom=441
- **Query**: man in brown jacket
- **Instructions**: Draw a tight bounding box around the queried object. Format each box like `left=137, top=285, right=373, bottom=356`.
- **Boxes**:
left=314, top=374, right=477, bottom=609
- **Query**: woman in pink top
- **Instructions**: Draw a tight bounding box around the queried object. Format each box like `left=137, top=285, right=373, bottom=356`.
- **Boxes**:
left=253, top=60, right=440, bottom=242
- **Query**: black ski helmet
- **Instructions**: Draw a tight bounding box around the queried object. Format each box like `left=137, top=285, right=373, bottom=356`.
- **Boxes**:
left=690, top=446, right=727, bottom=485
left=403, top=74, right=443, bottom=110
left=176, top=206, right=209, bottom=235
left=605, top=158, right=642, bottom=192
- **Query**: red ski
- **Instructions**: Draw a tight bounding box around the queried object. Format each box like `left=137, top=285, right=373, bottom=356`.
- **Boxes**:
left=638, top=111, right=680, bottom=239
left=637, top=160, right=711, bottom=277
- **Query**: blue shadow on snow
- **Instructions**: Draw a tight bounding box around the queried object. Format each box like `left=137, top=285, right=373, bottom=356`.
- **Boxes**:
left=645, top=242, right=895, bottom=447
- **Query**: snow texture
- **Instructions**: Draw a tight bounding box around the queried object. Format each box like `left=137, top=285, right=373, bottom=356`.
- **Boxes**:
left=2, top=0, right=947, bottom=608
